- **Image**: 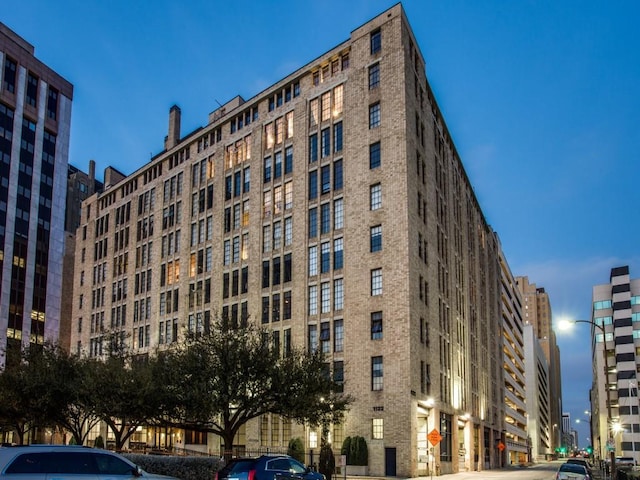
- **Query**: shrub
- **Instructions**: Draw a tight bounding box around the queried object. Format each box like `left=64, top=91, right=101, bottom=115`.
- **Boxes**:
left=348, top=436, right=368, bottom=466
left=287, top=437, right=305, bottom=463
left=340, top=437, right=352, bottom=463
left=319, top=440, right=335, bottom=480
left=124, top=453, right=224, bottom=480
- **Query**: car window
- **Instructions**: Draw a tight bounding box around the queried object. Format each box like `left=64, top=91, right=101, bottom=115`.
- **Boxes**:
left=5, top=452, right=98, bottom=474
left=226, top=459, right=256, bottom=474
left=5, top=452, right=49, bottom=474
left=94, top=452, right=134, bottom=475
left=267, top=458, right=291, bottom=471
left=287, top=459, right=306, bottom=474
left=52, top=452, right=98, bottom=474
left=560, top=464, right=586, bottom=474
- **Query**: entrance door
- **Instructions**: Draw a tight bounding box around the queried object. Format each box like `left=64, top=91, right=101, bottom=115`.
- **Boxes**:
left=385, top=447, right=397, bottom=476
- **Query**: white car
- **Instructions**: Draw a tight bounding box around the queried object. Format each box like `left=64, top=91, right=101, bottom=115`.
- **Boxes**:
left=556, top=462, right=591, bottom=480
left=0, top=445, right=178, bottom=479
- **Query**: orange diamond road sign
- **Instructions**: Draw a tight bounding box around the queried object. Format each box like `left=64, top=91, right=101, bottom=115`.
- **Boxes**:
left=497, top=441, right=505, bottom=451
left=428, top=429, right=442, bottom=446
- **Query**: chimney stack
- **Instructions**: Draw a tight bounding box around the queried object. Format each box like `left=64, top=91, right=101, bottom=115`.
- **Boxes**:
left=164, top=105, right=181, bottom=150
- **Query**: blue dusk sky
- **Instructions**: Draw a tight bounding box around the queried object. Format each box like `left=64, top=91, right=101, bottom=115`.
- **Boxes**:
left=4, top=0, right=639, bottom=446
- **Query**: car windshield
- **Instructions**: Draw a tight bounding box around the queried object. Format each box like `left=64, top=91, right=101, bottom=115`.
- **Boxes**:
left=560, top=463, right=587, bottom=474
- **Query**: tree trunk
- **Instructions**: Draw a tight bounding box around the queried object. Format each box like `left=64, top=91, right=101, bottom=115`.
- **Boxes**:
left=223, top=431, right=236, bottom=461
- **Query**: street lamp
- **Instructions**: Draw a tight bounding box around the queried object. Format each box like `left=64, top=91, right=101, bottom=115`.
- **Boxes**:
left=558, top=318, right=616, bottom=479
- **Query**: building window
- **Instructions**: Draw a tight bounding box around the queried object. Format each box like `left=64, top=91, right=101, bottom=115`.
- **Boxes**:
left=333, top=238, right=343, bottom=270
left=333, top=159, right=343, bottom=191
left=370, top=142, right=381, bottom=169
left=369, top=63, right=380, bottom=89
left=321, top=242, right=331, bottom=273
left=309, top=134, right=318, bottom=163
left=285, top=146, right=293, bottom=174
left=309, top=246, right=318, bottom=276
left=371, top=268, right=382, bottom=296
left=372, top=356, right=383, bottom=390
left=371, top=311, right=383, bottom=340
left=333, top=199, right=343, bottom=230
left=334, top=319, right=344, bottom=352
left=334, top=122, right=343, bottom=152
left=320, top=321, right=330, bottom=353
left=321, top=128, right=330, bottom=158
left=333, top=85, right=343, bottom=116
left=370, top=29, right=382, bottom=55
left=369, top=225, right=383, bottom=253
left=369, top=102, right=381, bottom=129
left=320, top=203, right=331, bottom=234
left=370, top=183, right=382, bottom=210
left=309, top=285, right=318, bottom=316
left=308, top=324, right=318, bottom=352
left=309, top=171, right=318, bottom=199
left=321, top=165, right=331, bottom=194
left=334, top=278, right=344, bottom=310
left=309, top=207, right=318, bottom=238
left=372, top=418, right=384, bottom=439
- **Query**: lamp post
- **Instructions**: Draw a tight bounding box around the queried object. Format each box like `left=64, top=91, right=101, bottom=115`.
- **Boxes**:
left=559, top=319, right=616, bottom=480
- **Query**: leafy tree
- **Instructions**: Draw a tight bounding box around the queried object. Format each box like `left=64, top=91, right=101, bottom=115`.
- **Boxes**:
left=0, top=343, right=73, bottom=444
left=159, top=319, right=352, bottom=458
left=54, top=356, right=103, bottom=445
left=0, top=361, right=35, bottom=444
left=90, top=352, right=160, bottom=451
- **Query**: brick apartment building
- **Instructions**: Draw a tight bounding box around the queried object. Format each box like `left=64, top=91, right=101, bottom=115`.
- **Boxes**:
left=70, top=5, right=508, bottom=476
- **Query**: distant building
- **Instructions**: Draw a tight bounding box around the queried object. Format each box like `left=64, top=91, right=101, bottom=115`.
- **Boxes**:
left=591, top=266, right=640, bottom=464
left=562, top=412, right=573, bottom=451
left=59, top=160, right=105, bottom=351
left=70, top=5, right=514, bottom=476
left=516, top=276, right=563, bottom=452
left=0, top=22, right=73, bottom=367
left=499, top=253, right=528, bottom=464
left=523, top=323, right=551, bottom=460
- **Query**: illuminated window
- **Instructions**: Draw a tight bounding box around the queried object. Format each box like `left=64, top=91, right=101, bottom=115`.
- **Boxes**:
left=333, top=85, right=343, bottom=116
left=286, top=111, right=294, bottom=138
left=265, top=123, right=275, bottom=149
left=321, top=92, right=331, bottom=122
left=310, top=98, right=319, bottom=128
left=372, top=418, right=383, bottom=439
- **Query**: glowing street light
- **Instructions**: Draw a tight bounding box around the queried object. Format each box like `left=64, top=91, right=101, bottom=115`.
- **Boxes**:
left=557, top=318, right=616, bottom=479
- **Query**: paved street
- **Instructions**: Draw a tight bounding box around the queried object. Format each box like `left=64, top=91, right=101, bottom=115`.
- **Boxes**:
left=345, top=461, right=567, bottom=480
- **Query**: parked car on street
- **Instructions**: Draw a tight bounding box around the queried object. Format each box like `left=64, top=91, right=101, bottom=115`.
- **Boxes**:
left=616, top=456, right=636, bottom=468
left=555, top=462, right=591, bottom=480
left=215, top=455, right=325, bottom=480
left=0, top=444, right=178, bottom=479
left=566, top=457, right=593, bottom=477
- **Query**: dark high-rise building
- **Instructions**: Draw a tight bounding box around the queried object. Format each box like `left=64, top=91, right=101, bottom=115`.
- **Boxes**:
left=0, top=22, right=73, bottom=366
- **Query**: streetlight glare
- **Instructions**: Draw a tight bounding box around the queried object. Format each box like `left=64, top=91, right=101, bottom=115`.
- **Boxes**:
left=557, top=319, right=575, bottom=331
